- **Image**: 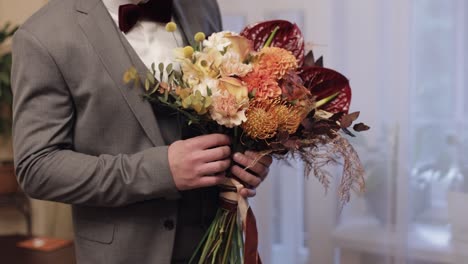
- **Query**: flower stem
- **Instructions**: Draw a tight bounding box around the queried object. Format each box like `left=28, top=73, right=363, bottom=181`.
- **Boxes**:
left=263, top=26, right=280, bottom=48
left=189, top=210, right=222, bottom=264
left=221, top=214, right=236, bottom=263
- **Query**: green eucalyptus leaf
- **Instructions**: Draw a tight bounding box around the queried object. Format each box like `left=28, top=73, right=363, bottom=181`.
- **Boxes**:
left=151, top=62, right=156, bottom=75
left=166, top=63, right=173, bottom=74
left=159, top=63, right=164, bottom=81
left=146, top=72, right=155, bottom=85
left=174, top=70, right=182, bottom=81
left=149, top=83, right=160, bottom=95
left=144, top=79, right=150, bottom=91
left=169, top=73, right=175, bottom=84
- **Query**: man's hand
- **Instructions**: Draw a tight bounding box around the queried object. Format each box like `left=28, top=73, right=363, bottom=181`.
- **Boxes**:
left=168, top=134, right=231, bottom=191
left=231, top=151, right=273, bottom=198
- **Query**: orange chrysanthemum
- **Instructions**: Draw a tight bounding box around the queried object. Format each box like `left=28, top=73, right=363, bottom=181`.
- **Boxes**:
left=242, top=72, right=281, bottom=100
left=256, top=47, right=298, bottom=80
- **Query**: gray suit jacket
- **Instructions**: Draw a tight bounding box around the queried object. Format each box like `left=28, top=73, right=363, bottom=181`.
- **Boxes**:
left=11, top=0, right=222, bottom=263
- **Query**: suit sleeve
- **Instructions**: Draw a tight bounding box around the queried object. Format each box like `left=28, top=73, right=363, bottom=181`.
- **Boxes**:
left=11, top=28, right=181, bottom=207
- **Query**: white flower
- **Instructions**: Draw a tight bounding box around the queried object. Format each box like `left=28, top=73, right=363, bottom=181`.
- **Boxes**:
left=220, top=51, right=253, bottom=77
left=192, top=78, right=219, bottom=96
left=203, top=31, right=235, bottom=52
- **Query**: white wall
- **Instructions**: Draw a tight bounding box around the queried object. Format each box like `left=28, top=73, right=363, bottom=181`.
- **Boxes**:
left=0, top=0, right=47, bottom=25
left=218, top=0, right=330, bottom=58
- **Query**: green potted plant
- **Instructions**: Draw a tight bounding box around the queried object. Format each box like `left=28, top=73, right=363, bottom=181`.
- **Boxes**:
left=0, top=22, right=18, bottom=194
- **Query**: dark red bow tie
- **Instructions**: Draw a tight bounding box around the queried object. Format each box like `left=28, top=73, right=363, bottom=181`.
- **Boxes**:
left=118, top=0, right=173, bottom=33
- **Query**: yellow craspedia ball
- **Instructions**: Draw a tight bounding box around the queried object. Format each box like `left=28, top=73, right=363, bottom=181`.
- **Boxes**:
left=194, top=32, right=206, bottom=42
left=165, top=22, right=177, bottom=32
left=182, top=46, right=194, bottom=58
left=242, top=105, right=279, bottom=140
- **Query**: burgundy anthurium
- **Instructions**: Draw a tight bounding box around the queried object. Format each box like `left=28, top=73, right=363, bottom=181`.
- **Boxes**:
left=300, top=67, right=352, bottom=114
left=241, top=20, right=352, bottom=114
left=240, top=20, right=305, bottom=66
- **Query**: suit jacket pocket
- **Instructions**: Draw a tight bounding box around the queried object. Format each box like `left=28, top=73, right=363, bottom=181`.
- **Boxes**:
left=75, top=219, right=115, bottom=244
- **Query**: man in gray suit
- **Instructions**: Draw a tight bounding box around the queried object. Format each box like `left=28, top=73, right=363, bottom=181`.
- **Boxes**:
left=11, top=0, right=272, bottom=263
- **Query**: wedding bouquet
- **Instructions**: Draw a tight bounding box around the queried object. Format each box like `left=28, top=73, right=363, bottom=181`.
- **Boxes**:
left=124, top=20, right=369, bottom=264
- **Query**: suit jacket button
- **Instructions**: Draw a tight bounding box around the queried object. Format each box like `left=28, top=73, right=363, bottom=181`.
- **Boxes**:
left=164, top=219, right=175, bottom=230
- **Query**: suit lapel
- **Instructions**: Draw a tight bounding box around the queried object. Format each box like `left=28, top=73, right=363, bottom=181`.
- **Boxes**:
left=173, top=0, right=222, bottom=46
left=173, top=0, right=196, bottom=46
left=75, top=0, right=165, bottom=147
left=74, top=0, right=221, bottom=146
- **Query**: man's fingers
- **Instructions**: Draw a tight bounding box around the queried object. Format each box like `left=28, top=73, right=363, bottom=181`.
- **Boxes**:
left=170, top=136, right=271, bottom=191
left=233, top=152, right=267, bottom=177
left=189, top=134, right=231, bottom=150
left=245, top=151, right=273, bottom=167
left=231, top=165, right=262, bottom=188
left=197, top=175, right=226, bottom=188
left=240, top=188, right=256, bottom=198
left=199, top=159, right=231, bottom=175
left=199, top=146, right=231, bottom=163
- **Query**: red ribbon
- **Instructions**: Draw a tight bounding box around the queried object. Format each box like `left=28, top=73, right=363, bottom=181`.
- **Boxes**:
left=219, top=184, right=261, bottom=264
left=244, top=207, right=262, bottom=264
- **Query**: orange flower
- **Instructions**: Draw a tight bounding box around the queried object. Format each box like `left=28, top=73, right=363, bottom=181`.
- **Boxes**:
left=274, top=104, right=309, bottom=134
left=218, top=77, right=249, bottom=102
left=242, top=107, right=278, bottom=140
left=255, top=47, right=298, bottom=80
left=242, top=98, right=311, bottom=139
left=241, top=47, right=298, bottom=101
left=242, top=71, right=281, bottom=100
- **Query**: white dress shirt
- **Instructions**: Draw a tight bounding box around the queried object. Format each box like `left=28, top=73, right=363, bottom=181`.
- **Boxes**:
left=102, top=0, right=184, bottom=69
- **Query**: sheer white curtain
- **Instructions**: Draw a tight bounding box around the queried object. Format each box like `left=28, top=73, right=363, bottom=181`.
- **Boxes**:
left=332, top=0, right=466, bottom=263
left=330, top=0, right=411, bottom=263
left=220, top=0, right=467, bottom=263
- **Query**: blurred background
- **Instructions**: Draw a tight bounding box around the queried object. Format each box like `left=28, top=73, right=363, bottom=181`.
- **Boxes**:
left=0, top=0, right=467, bottom=263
